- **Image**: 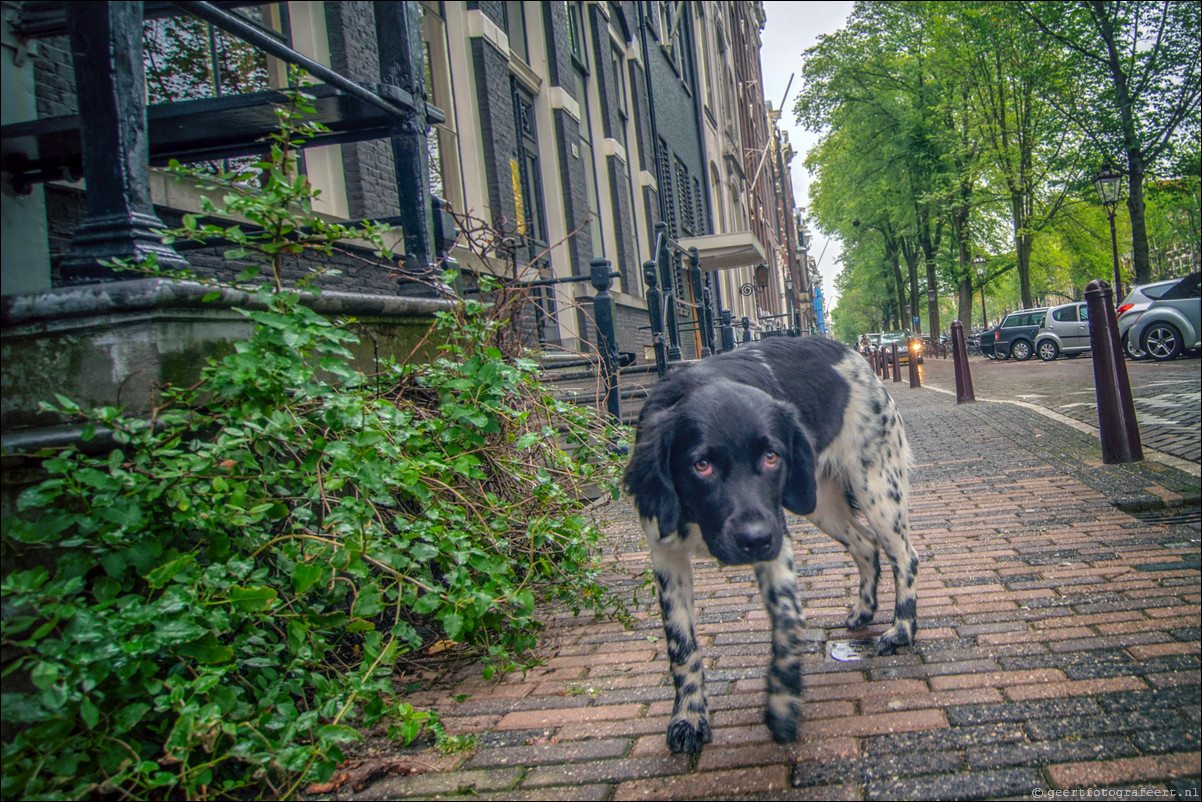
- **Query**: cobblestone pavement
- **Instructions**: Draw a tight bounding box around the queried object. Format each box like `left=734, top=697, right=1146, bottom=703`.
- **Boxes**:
left=345, top=386, right=1200, bottom=802
left=918, top=354, right=1202, bottom=466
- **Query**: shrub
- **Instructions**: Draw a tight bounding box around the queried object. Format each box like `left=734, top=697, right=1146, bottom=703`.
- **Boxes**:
left=1, top=74, right=626, bottom=800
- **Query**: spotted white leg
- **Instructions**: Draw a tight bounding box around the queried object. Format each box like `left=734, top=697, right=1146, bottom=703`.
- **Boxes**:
left=650, top=541, right=711, bottom=753
left=755, top=536, right=804, bottom=742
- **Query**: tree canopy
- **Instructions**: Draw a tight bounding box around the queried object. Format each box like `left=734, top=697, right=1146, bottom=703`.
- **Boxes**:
left=797, top=0, right=1201, bottom=340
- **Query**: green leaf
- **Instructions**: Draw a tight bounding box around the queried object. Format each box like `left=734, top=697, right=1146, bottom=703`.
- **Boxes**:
left=292, top=562, right=323, bottom=594
left=145, top=553, right=195, bottom=589
left=80, top=696, right=100, bottom=729
left=318, top=724, right=362, bottom=744
left=114, top=702, right=151, bottom=733
left=229, top=585, right=278, bottom=611
left=178, top=634, right=234, bottom=665
left=30, top=661, right=59, bottom=690
left=438, top=610, right=465, bottom=641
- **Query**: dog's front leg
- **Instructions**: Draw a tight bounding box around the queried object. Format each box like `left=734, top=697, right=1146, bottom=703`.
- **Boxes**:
left=755, top=537, right=804, bottom=743
left=651, top=542, right=711, bottom=754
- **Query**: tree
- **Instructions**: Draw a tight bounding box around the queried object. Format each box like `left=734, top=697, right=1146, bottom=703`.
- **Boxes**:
left=798, top=3, right=989, bottom=337
left=934, top=2, right=1080, bottom=309
left=1023, top=0, right=1201, bottom=285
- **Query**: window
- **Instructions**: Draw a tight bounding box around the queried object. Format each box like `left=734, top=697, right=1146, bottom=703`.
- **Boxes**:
left=575, top=69, right=605, bottom=260
left=567, top=1, right=586, bottom=65
left=675, top=158, right=693, bottom=235
left=143, top=5, right=285, bottom=104
left=610, top=47, right=629, bottom=142
left=1053, top=306, right=1078, bottom=323
left=504, top=1, right=528, bottom=63
left=142, top=4, right=287, bottom=176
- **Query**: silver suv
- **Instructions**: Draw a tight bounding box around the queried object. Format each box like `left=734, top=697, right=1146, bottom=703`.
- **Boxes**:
left=1035, top=301, right=1092, bottom=361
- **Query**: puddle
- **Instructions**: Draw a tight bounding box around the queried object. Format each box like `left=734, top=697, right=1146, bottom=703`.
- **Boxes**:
left=825, top=639, right=877, bottom=662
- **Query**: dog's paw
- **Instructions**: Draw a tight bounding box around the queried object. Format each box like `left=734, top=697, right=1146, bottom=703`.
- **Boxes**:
left=845, top=609, right=875, bottom=630
left=765, top=703, right=801, bottom=744
left=875, top=626, right=912, bottom=656
left=666, top=715, right=712, bottom=754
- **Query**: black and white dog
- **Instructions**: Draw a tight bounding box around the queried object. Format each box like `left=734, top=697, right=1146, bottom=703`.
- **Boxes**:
left=624, top=337, right=917, bottom=754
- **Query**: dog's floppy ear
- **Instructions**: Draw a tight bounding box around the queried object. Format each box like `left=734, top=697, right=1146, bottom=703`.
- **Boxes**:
left=623, top=410, right=681, bottom=539
left=778, top=407, right=817, bottom=516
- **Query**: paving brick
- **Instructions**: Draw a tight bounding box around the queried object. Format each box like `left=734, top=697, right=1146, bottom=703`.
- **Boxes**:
left=802, top=708, right=949, bottom=739
left=614, top=765, right=791, bottom=800
left=1128, top=641, right=1201, bottom=660
left=929, top=668, right=1066, bottom=691
left=1004, top=675, right=1147, bottom=702
left=946, top=697, right=1102, bottom=726
left=860, top=687, right=1004, bottom=714
left=964, top=735, right=1139, bottom=769
left=1046, top=752, right=1202, bottom=788
left=354, top=767, right=523, bottom=799
left=866, top=767, right=1041, bottom=801
left=521, top=755, right=689, bottom=788
left=493, top=704, right=645, bottom=731
left=465, top=737, right=630, bottom=769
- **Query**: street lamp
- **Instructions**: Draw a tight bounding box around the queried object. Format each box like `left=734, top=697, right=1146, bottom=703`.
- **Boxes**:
left=784, top=275, right=795, bottom=335
left=972, top=254, right=988, bottom=328
left=1092, top=160, right=1125, bottom=299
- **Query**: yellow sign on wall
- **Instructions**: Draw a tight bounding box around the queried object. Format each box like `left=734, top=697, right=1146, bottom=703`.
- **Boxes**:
left=510, top=157, right=526, bottom=235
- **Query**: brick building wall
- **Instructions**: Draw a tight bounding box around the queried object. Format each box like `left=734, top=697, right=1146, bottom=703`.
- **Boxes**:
left=324, top=2, right=399, bottom=221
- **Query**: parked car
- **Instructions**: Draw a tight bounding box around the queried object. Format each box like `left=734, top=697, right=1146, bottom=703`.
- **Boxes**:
left=879, top=331, right=924, bottom=364
left=1034, top=301, right=1091, bottom=361
left=1126, top=272, right=1201, bottom=362
left=1117, top=278, right=1181, bottom=360
left=992, top=307, right=1048, bottom=361
left=976, top=324, right=1000, bottom=358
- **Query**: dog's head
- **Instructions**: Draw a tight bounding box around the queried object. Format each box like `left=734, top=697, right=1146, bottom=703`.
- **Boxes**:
left=624, top=379, right=817, bottom=565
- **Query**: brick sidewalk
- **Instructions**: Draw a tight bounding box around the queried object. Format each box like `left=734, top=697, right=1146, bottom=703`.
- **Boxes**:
left=347, top=388, right=1200, bottom=802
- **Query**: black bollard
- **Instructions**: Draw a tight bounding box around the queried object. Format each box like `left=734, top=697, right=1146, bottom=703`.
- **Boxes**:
left=1085, top=280, right=1143, bottom=463
left=591, top=259, right=621, bottom=422
left=643, top=260, right=667, bottom=378
left=891, top=344, right=901, bottom=382
left=950, top=321, right=975, bottom=403
left=908, top=344, right=921, bottom=388
left=719, top=309, right=736, bottom=352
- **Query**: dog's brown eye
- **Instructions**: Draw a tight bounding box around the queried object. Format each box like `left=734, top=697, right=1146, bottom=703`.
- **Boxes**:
left=694, top=459, right=713, bottom=476
left=763, top=451, right=780, bottom=468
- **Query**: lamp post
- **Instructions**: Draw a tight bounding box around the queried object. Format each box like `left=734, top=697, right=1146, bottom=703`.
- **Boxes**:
left=796, top=227, right=810, bottom=334
left=784, top=275, right=795, bottom=335
left=972, top=254, right=988, bottom=328
left=1092, top=160, right=1125, bottom=301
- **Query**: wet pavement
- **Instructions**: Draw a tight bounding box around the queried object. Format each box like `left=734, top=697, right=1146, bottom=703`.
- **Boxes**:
left=917, top=353, right=1201, bottom=467
left=334, top=377, right=1200, bottom=802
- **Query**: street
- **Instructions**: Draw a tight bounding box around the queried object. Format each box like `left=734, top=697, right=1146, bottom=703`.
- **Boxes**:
left=911, top=352, right=1201, bottom=465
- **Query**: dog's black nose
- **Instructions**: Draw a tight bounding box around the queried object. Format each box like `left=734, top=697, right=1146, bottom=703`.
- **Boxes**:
left=734, top=523, right=774, bottom=561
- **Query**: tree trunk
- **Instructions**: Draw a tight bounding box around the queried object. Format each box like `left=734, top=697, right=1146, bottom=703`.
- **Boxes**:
left=889, top=246, right=907, bottom=332
left=1126, top=152, right=1150, bottom=286
left=925, top=251, right=940, bottom=339
left=902, top=241, right=922, bottom=334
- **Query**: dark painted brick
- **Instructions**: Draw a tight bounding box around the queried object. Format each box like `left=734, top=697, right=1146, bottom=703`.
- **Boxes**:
left=867, top=767, right=1042, bottom=801
left=862, top=722, right=1027, bottom=757
left=1025, top=711, right=1165, bottom=741
left=964, top=736, right=1138, bottom=770
left=946, top=698, right=1102, bottom=726
left=1132, top=727, right=1202, bottom=755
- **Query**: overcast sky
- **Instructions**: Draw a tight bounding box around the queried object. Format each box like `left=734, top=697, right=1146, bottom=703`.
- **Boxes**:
left=760, top=1, right=855, bottom=311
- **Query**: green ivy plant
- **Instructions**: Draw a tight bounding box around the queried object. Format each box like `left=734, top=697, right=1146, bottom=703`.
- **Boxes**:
left=1, top=72, right=627, bottom=801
